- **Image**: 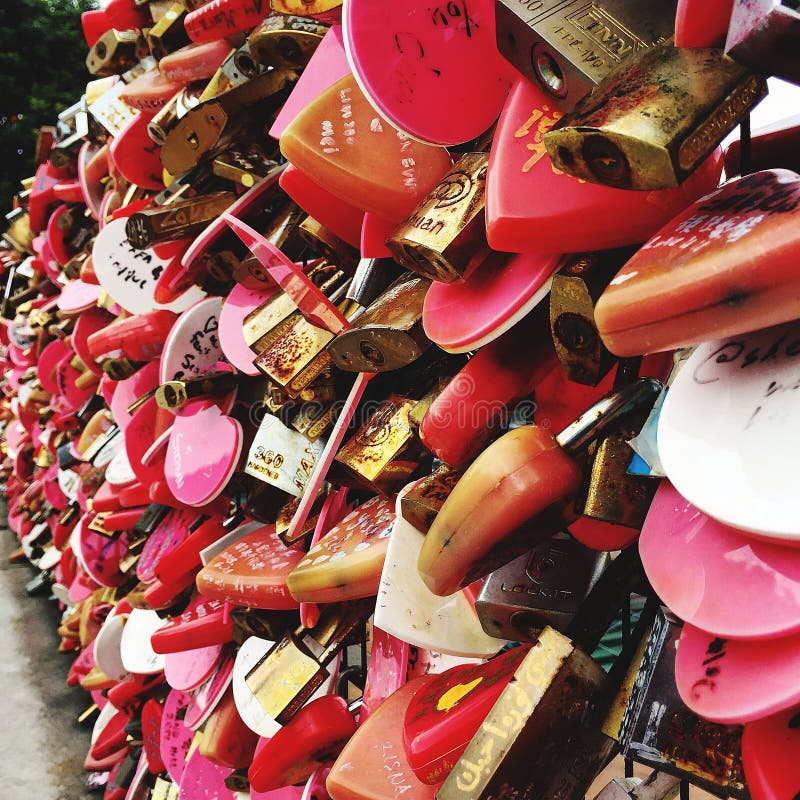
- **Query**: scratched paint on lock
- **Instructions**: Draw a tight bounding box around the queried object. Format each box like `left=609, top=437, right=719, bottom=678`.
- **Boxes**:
left=287, top=495, right=395, bottom=602
left=161, top=690, right=197, bottom=783
left=344, top=0, right=514, bottom=145
left=196, top=524, right=305, bottom=608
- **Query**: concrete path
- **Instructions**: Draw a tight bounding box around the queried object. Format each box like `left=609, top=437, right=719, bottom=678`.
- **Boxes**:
left=0, top=508, right=94, bottom=800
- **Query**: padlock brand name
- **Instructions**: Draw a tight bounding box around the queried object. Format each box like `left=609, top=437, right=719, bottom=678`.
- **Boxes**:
left=679, top=76, right=765, bottom=171
left=404, top=213, right=446, bottom=237
left=564, top=4, right=649, bottom=60
left=500, top=582, right=574, bottom=602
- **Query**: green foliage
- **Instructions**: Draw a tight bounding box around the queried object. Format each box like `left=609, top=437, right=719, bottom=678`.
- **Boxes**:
left=0, top=0, right=97, bottom=208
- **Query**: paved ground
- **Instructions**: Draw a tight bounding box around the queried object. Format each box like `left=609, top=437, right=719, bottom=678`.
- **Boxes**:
left=0, top=507, right=94, bottom=800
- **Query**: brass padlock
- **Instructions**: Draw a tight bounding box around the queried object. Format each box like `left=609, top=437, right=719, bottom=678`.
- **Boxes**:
left=290, top=400, right=336, bottom=441
left=247, top=13, right=329, bottom=70
left=545, top=44, right=767, bottom=190
left=400, top=463, right=463, bottom=534
left=243, top=411, right=325, bottom=498
left=86, top=29, right=145, bottom=76
left=154, top=371, right=239, bottom=410
left=161, top=69, right=298, bottom=175
left=439, top=547, right=652, bottom=800
left=146, top=3, right=190, bottom=61
left=275, top=492, right=326, bottom=545
left=331, top=393, right=429, bottom=494
left=327, top=272, right=431, bottom=372
left=147, top=85, right=202, bottom=146
left=494, top=0, right=677, bottom=109
left=253, top=314, right=336, bottom=398
left=726, top=0, right=800, bottom=87
left=474, top=531, right=609, bottom=642
left=574, top=360, right=659, bottom=529
left=242, top=259, right=337, bottom=350
left=244, top=599, right=371, bottom=724
left=386, top=149, right=490, bottom=284
left=126, top=191, right=236, bottom=249
left=609, top=607, right=748, bottom=797
left=3, top=208, right=34, bottom=255
left=549, top=250, right=636, bottom=386
left=212, top=144, right=280, bottom=188
left=298, top=215, right=360, bottom=274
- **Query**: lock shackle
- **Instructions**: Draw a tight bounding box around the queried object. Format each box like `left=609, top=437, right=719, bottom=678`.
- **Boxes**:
left=556, top=377, right=662, bottom=456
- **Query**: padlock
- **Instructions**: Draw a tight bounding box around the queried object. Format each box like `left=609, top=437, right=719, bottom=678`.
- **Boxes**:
left=420, top=305, right=556, bottom=469
left=247, top=12, right=330, bottom=70
left=385, top=147, right=491, bottom=284
left=287, top=493, right=395, bottom=603
left=610, top=607, right=749, bottom=797
left=243, top=410, right=325, bottom=498
left=145, top=3, right=190, bottom=61
left=545, top=44, right=767, bottom=190
left=3, top=208, right=35, bottom=255
left=402, top=645, right=533, bottom=786
left=549, top=250, right=635, bottom=386
left=494, top=0, right=677, bottom=109
left=419, top=377, right=661, bottom=595
left=400, top=464, right=463, bottom=534
left=437, top=548, right=654, bottom=800
left=726, top=0, right=800, bottom=86
left=278, top=73, right=453, bottom=223
left=212, top=144, right=279, bottom=188
left=249, top=694, right=357, bottom=792
left=474, top=531, right=609, bottom=642
left=593, top=170, right=800, bottom=356
left=244, top=259, right=348, bottom=356
left=330, top=395, right=431, bottom=495
left=86, top=29, right=145, bottom=76
left=289, top=400, right=336, bottom=442
left=125, top=191, right=236, bottom=249
left=160, top=68, right=298, bottom=175
left=147, top=85, right=202, bottom=146
left=252, top=310, right=340, bottom=398
left=592, top=772, right=680, bottom=800
left=244, top=598, right=372, bottom=724
left=327, top=272, right=431, bottom=372
left=298, top=215, right=360, bottom=274
left=199, top=686, right=260, bottom=769
left=573, top=359, right=660, bottom=529
left=153, top=371, right=239, bottom=410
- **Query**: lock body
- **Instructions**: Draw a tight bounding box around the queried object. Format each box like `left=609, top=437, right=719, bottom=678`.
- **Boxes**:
left=438, top=626, right=612, bottom=800
left=545, top=45, right=766, bottom=190
left=386, top=152, right=490, bottom=284
left=495, top=0, right=677, bottom=109
left=475, top=533, right=609, bottom=641
left=611, top=608, right=749, bottom=797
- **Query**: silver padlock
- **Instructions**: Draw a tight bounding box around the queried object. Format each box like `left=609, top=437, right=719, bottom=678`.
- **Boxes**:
left=475, top=532, right=609, bottom=641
